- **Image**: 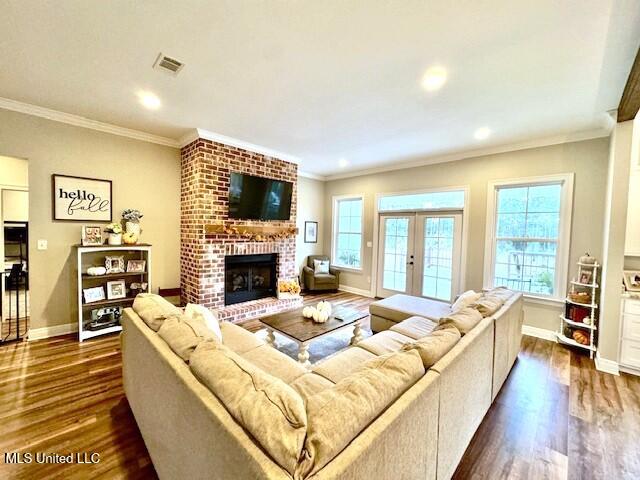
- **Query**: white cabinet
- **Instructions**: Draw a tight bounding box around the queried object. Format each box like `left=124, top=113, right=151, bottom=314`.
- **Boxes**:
left=620, top=297, right=640, bottom=372
left=624, top=170, right=640, bottom=256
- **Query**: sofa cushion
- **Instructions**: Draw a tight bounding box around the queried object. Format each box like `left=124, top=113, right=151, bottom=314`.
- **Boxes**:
left=241, top=345, right=307, bottom=384
left=219, top=322, right=265, bottom=354
left=401, top=327, right=461, bottom=368
left=190, top=341, right=307, bottom=475
left=486, top=287, right=514, bottom=302
left=132, top=293, right=182, bottom=331
left=185, top=303, right=222, bottom=342
left=312, top=347, right=377, bottom=383
left=451, top=290, right=482, bottom=311
left=369, top=294, right=452, bottom=323
left=290, top=373, right=335, bottom=403
left=313, top=273, right=337, bottom=285
left=473, top=295, right=505, bottom=317
left=157, top=314, right=218, bottom=362
left=438, top=307, right=483, bottom=335
left=296, top=349, right=425, bottom=478
left=357, top=330, right=415, bottom=356
left=389, top=316, right=438, bottom=340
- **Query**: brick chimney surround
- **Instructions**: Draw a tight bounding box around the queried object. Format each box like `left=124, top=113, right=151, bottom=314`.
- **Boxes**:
left=180, top=137, right=302, bottom=323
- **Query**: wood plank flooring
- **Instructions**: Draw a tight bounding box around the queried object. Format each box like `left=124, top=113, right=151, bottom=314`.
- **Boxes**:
left=0, top=292, right=638, bottom=479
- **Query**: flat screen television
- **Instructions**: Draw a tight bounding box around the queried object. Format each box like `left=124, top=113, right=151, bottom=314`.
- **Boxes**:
left=228, top=172, right=293, bottom=220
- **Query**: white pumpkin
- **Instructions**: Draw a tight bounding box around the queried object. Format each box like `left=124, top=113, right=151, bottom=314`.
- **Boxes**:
left=317, top=301, right=332, bottom=315
left=87, top=266, right=107, bottom=276
left=317, top=311, right=329, bottom=323
left=312, top=310, right=320, bottom=322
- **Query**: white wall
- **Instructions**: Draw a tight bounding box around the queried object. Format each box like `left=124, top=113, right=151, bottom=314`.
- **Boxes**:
left=296, top=176, right=326, bottom=285
left=2, top=190, right=29, bottom=222
left=0, top=108, right=181, bottom=331
left=324, top=138, right=611, bottom=331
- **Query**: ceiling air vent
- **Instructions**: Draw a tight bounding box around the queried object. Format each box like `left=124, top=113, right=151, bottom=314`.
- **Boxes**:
left=153, top=53, right=184, bottom=75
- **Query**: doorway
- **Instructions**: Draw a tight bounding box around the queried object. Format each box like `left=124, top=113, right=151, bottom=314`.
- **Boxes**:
left=376, top=212, right=462, bottom=302
left=1, top=155, right=29, bottom=343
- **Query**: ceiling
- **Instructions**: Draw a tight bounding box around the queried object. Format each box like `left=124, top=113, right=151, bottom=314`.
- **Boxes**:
left=1, top=1, right=639, bottom=177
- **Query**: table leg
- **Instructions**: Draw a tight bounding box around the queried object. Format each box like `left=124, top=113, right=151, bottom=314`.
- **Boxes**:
left=298, top=343, right=311, bottom=368
left=266, top=328, right=276, bottom=347
left=351, top=321, right=364, bottom=345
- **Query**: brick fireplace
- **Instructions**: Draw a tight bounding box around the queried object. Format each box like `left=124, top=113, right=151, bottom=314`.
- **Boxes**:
left=180, top=137, right=302, bottom=323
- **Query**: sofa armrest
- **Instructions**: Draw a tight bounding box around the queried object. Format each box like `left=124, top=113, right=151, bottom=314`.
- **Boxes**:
left=329, top=267, right=340, bottom=281
left=303, top=266, right=315, bottom=289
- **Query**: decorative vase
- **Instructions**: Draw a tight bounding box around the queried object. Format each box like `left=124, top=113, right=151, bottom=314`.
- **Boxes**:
left=125, top=221, right=141, bottom=236
left=108, top=233, right=123, bottom=246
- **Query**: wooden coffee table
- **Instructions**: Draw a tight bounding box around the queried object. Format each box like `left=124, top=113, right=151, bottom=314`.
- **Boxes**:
left=260, top=305, right=368, bottom=367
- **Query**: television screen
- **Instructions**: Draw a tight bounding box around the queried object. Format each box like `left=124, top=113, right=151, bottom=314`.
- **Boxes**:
left=228, top=172, right=293, bottom=220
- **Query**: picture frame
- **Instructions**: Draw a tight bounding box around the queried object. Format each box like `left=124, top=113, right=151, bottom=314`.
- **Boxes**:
left=126, top=259, right=146, bottom=273
left=105, top=255, right=125, bottom=274
left=623, top=270, right=640, bottom=292
left=579, top=270, right=593, bottom=285
left=304, top=221, right=318, bottom=243
left=83, top=286, right=105, bottom=304
left=106, top=280, right=126, bottom=300
left=81, top=225, right=103, bottom=246
left=52, top=174, right=112, bottom=222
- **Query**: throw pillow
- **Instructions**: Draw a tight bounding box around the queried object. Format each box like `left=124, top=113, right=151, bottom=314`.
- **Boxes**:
left=401, top=327, right=461, bottom=368
left=132, top=293, right=182, bottom=331
left=185, top=303, right=222, bottom=341
left=451, top=290, right=482, bottom=311
left=158, top=314, right=218, bottom=362
left=437, top=307, right=482, bottom=335
left=313, top=259, right=330, bottom=274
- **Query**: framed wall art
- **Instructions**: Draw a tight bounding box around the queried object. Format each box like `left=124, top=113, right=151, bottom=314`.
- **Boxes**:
left=304, top=221, right=318, bottom=243
left=52, top=174, right=112, bottom=222
left=106, top=280, right=126, bottom=300
left=81, top=225, right=103, bottom=246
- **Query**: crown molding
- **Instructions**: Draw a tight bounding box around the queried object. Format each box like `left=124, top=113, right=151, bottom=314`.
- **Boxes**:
left=180, top=128, right=301, bottom=165
left=0, top=97, right=180, bottom=148
left=323, top=128, right=611, bottom=181
left=298, top=170, right=325, bottom=180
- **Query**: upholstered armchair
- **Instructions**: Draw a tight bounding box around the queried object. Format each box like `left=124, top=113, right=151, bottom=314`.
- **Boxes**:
left=302, top=255, right=340, bottom=292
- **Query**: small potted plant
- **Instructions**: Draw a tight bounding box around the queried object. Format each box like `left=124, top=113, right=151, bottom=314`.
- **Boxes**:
left=104, top=222, right=123, bottom=245
left=122, top=209, right=143, bottom=236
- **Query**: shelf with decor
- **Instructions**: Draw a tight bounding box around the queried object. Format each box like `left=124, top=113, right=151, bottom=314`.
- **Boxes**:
left=76, top=244, right=151, bottom=342
left=557, top=254, right=599, bottom=359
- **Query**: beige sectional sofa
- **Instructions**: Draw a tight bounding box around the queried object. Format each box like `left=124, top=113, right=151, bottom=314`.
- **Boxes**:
left=122, top=288, right=523, bottom=480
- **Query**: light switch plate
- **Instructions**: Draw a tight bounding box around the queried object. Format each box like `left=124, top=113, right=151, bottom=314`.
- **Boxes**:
left=37, top=239, right=48, bottom=250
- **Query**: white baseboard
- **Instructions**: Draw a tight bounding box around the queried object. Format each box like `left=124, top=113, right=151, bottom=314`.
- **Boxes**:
left=28, top=323, right=78, bottom=341
left=620, top=365, right=640, bottom=377
left=338, top=284, right=375, bottom=298
left=595, top=352, right=620, bottom=376
left=521, top=325, right=557, bottom=341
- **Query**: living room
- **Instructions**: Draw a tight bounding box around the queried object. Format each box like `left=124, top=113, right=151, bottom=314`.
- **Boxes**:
left=1, top=2, right=639, bottom=479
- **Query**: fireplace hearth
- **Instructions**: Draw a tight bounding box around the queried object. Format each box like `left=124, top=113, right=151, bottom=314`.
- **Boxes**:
left=225, top=253, right=278, bottom=306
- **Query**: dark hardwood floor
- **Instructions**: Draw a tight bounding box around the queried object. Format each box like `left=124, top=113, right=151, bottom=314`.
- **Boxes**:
left=0, top=292, right=638, bottom=479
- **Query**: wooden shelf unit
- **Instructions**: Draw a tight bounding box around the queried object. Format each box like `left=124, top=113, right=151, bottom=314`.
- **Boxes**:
left=76, top=245, right=151, bottom=342
left=557, top=260, right=599, bottom=359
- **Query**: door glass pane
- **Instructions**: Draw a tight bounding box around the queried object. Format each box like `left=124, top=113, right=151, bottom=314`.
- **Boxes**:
left=382, top=218, right=409, bottom=292
left=422, top=216, right=455, bottom=301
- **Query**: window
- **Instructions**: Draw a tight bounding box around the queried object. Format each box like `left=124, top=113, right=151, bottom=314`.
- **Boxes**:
left=333, top=196, right=363, bottom=269
left=379, top=190, right=465, bottom=211
left=484, top=175, right=573, bottom=299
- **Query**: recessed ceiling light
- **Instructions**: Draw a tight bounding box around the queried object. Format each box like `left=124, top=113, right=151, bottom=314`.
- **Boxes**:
left=338, top=158, right=349, bottom=168
left=138, top=91, right=161, bottom=110
left=474, top=127, right=491, bottom=140
left=421, top=66, right=448, bottom=92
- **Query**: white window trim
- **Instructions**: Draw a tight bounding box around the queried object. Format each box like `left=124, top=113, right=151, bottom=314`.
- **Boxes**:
left=483, top=173, right=574, bottom=302
left=332, top=193, right=365, bottom=272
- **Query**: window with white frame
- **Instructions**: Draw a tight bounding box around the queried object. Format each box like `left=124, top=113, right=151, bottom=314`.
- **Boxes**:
left=485, top=175, right=573, bottom=299
left=333, top=196, right=363, bottom=269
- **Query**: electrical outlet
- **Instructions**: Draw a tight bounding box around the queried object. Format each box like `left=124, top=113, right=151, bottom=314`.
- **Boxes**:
left=37, top=239, right=48, bottom=250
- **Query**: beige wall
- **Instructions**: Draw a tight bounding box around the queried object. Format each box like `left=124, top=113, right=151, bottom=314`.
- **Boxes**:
left=324, top=138, right=610, bottom=330
left=296, top=176, right=326, bottom=284
left=3, top=190, right=29, bottom=222
left=0, top=155, right=28, bottom=186
left=0, top=108, right=181, bottom=332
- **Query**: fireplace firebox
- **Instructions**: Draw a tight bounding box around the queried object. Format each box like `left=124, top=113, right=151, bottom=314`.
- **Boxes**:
left=224, top=253, right=278, bottom=306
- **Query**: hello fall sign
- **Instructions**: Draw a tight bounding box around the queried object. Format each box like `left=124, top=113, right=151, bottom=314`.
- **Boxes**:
left=52, top=174, right=112, bottom=222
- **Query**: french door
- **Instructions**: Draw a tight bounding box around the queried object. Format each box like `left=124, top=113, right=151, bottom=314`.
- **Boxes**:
left=377, top=212, right=463, bottom=302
